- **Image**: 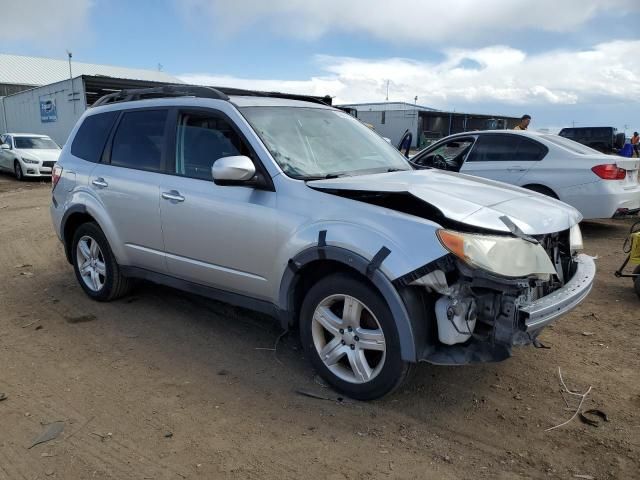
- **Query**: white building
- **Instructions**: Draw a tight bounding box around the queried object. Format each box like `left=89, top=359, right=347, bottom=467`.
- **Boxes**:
left=0, top=54, right=183, bottom=144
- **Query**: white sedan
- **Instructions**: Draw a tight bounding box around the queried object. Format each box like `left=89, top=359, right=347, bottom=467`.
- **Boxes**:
left=410, top=130, right=640, bottom=219
left=0, top=133, right=61, bottom=181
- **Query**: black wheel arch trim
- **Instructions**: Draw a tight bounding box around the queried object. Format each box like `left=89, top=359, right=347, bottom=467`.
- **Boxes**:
left=60, top=204, right=88, bottom=263
left=279, top=245, right=420, bottom=362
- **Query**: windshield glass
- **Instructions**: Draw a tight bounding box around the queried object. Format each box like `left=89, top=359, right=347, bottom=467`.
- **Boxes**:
left=14, top=137, right=59, bottom=149
left=240, top=107, right=411, bottom=179
left=542, top=135, right=601, bottom=155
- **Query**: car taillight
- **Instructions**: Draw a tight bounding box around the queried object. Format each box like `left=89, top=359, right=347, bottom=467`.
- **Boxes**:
left=591, top=164, right=626, bottom=180
left=52, top=164, right=63, bottom=190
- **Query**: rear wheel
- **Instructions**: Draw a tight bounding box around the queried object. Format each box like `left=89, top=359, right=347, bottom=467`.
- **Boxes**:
left=633, top=266, right=640, bottom=300
left=300, top=273, right=411, bottom=400
left=524, top=184, right=558, bottom=199
left=14, top=161, right=24, bottom=181
left=71, top=222, right=132, bottom=301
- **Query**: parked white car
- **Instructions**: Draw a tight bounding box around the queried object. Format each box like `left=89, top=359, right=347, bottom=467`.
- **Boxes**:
left=411, top=131, right=640, bottom=219
left=0, top=133, right=61, bottom=180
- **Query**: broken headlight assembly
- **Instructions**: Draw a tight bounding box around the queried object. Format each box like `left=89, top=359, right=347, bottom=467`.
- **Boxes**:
left=436, top=229, right=557, bottom=278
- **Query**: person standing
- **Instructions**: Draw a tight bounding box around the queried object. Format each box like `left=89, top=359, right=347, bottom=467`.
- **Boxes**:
left=513, top=115, right=531, bottom=130
left=631, top=131, right=639, bottom=158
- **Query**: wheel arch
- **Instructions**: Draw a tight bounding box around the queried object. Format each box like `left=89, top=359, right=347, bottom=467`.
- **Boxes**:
left=278, top=245, right=424, bottom=362
left=522, top=183, right=559, bottom=199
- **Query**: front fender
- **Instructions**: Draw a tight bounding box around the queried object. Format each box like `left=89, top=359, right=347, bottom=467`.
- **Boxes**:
left=279, top=245, right=423, bottom=362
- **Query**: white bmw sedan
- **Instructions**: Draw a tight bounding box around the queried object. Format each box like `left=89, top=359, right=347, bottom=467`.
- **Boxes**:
left=410, top=130, right=640, bottom=220
left=0, top=133, right=61, bottom=181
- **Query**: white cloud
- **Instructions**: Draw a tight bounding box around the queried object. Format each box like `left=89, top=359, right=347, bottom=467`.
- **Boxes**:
left=180, top=0, right=639, bottom=44
left=0, top=0, right=92, bottom=45
left=180, top=40, right=640, bottom=108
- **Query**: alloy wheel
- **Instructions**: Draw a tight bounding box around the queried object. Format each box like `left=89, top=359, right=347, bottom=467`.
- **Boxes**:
left=76, top=235, right=106, bottom=292
left=311, top=294, right=386, bottom=384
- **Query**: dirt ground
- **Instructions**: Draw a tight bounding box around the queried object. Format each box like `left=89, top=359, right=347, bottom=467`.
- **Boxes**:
left=0, top=174, right=638, bottom=480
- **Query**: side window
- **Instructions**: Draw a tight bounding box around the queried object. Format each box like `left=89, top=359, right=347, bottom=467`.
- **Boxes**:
left=467, top=135, right=521, bottom=162
left=111, top=110, right=167, bottom=172
left=174, top=112, right=250, bottom=180
left=517, top=138, right=547, bottom=161
left=71, top=111, right=118, bottom=162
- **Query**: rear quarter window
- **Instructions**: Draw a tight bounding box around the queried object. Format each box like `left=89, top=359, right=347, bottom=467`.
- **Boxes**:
left=71, top=111, right=118, bottom=162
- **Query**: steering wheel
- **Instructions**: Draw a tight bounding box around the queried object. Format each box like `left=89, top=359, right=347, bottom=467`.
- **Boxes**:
left=432, top=154, right=449, bottom=170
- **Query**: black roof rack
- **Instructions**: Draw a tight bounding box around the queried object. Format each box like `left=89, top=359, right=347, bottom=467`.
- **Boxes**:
left=91, top=85, right=229, bottom=107
left=91, top=84, right=332, bottom=108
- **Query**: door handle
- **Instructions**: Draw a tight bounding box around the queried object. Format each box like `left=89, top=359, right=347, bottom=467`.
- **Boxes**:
left=161, top=190, right=185, bottom=202
left=507, top=166, right=526, bottom=172
left=92, top=178, right=108, bottom=188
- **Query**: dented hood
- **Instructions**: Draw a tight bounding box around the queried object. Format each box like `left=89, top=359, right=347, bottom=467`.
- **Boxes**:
left=308, top=169, right=582, bottom=235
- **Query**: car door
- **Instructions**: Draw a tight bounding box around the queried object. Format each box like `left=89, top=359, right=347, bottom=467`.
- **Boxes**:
left=88, top=108, right=169, bottom=273
left=0, top=135, right=13, bottom=171
left=158, top=107, right=278, bottom=300
left=460, top=133, right=545, bottom=184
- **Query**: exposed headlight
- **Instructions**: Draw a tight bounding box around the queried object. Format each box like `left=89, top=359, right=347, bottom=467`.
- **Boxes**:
left=21, top=157, right=39, bottom=164
left=436, top=229, right=557, bottom=277
left=569, top=224, right=583, bottom=253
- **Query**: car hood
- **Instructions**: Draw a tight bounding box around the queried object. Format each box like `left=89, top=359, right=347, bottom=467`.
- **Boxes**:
left=308, top=169, right=582, bottom=235
left=17, top=149, right=61, bottom=162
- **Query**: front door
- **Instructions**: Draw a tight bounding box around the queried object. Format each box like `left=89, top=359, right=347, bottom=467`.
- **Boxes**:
left=0, top=135, right=13, bottom=171
left=159, top=108, right=278, bottom=300
left=460, top=133, right=545, bottom=184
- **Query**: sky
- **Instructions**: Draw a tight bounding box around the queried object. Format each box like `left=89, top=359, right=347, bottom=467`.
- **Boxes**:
left=1, top=0, right=639, bottom=133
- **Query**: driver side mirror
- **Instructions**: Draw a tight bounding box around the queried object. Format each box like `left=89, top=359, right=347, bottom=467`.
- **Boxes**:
left=212, top=155, right=256, bottom=186
left=0, top=144, right=10, bottom=150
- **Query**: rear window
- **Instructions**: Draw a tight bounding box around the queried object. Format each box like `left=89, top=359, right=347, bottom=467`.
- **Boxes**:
left=71, top=111, right=118, bottom=162
left=110, top=110, right=167, bottom=172
left=542, top=135, right=602, bottom=155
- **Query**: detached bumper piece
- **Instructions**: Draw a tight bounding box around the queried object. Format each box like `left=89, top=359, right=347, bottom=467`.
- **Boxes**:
left=520, top=254, right=596, bottom=332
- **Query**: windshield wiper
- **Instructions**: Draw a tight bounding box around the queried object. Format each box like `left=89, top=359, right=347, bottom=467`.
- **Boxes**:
left=303, top=172, right=350, bottom=180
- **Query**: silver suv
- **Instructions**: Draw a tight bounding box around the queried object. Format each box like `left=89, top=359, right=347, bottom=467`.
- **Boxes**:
left=50, top=86, right=595, bottom=400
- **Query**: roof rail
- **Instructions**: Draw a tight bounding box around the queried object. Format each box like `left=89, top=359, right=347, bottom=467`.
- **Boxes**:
left=91, top=85, right=229, bottom=107
left=215, top=87, right=333, bottom=106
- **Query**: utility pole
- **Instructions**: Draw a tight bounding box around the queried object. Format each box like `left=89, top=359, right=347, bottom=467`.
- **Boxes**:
left=67, top=50, right=75, bottom=114
left=385, top=80, right=389, bottom=101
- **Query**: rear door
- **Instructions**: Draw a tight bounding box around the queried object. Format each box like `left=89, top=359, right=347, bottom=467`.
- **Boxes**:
left=460, top=133, right=547, bottom=184
left=88, top=108, right=169, bottom=272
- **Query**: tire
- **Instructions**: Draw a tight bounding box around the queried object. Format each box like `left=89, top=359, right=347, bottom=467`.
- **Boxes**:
left=14, top=160, right=24, bottom=181
left=299, top=273, right=411, bottom=400
left=634, top=266, right=640, bottom=300
left=524, top=184, right=558, bottom=199
left=71, top=222, right=132, bottom=301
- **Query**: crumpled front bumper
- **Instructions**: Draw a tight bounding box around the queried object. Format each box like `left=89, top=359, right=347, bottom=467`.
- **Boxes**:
left=519, top=254, right=596, bottom=333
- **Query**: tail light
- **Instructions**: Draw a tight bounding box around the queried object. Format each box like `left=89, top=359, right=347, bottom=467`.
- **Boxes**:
left=591, top=164, right=626, bottom=180
left=52, top=164, right=63, bottom=191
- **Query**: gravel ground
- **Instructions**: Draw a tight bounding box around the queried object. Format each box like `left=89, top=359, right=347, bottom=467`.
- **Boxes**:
left=0, top=174, right=638, bottom=480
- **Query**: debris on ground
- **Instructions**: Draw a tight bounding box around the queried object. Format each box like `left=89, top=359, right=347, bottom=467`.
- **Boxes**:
left=295, top=389, right=346, bottom=404
left=164, top=431, right=174, bottom=438
left=29, top=422, right=64, bottom=449
left=0, top=392, right=7, bottom=401
left=579, top=409, right=609, bottom=427
left=581, top=332, right=595, bottom=336
left=545, top=367, right=592, bottom=432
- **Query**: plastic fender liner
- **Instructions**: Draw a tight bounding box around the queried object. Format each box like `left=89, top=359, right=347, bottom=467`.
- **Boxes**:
left=60, top=204, right=88, bottom=263
left=279, top=245, right=420, bottom=362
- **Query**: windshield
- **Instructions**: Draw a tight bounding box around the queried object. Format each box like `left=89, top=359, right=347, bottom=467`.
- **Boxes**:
left=240, top=107, right=411, bottom=179
left=14, top=137, right=59, bottom=149
left=542, top=135, right=601, bottom=155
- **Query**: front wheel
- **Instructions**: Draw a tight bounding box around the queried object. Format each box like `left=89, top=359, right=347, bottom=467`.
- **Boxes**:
left=300, top=273, right=411, bottom=400
left=14, top=161, right=24, bottom=181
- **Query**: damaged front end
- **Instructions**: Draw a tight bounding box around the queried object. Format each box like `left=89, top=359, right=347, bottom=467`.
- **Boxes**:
left=400, top=225, right=596, bottom=365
